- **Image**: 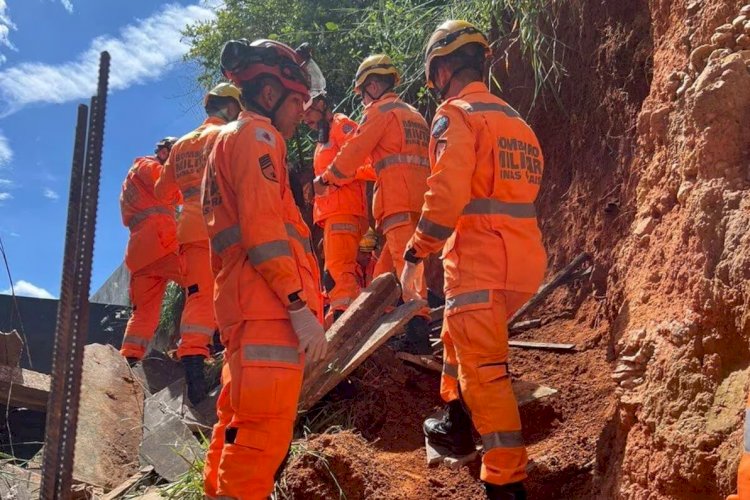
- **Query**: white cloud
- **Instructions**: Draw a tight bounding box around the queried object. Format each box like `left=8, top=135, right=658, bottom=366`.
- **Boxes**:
left=0, top=191, right=11, bottom=201
left=60, top=0, right=73, bottom=13
left=0, top=0, right=15, bottom=65
left=0, top=178, right=11, bottom=186
left=0, top=130, right=11, bottom=167
left=1, top=280, right=55, bottom=299
left=43, top=188, right=59, bottom=200
left=0, top=3, right=216, bottom=117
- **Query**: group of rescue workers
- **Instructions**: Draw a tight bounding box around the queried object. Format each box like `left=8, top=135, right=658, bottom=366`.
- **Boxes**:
left=117, top=19, right=547, bottom=500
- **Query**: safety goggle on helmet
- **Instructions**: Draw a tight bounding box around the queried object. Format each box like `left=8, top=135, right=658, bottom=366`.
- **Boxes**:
left=220, top=38, right=312, bottom=105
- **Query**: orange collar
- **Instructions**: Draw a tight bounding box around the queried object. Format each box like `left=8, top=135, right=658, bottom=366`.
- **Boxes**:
left=238, top=110, right=272, bottom=123
left=203, top=116, right=227, bottom=126
left=365, top=92, right=398, bottom=110
left=456, top=81, right=489, bottom=99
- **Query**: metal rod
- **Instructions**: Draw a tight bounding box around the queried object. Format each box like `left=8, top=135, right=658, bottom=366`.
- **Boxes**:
left=40, top=50, right=110, bottom=500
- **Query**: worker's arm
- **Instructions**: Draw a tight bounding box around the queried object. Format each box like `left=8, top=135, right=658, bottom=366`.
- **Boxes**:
left=406, top=106, right=475, bottom=261
left=355, top=161, right=376, bottom=181
left=153, top=150, right=182, bottom=207
left=232, top=126, right=304, bottom=307
left=320, top=107, right=389, bottom=187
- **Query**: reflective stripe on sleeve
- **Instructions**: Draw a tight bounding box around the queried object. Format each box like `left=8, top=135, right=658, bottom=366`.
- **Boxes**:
left=247, top=240, right=292, bottom=266
left=373, top=154, right=429, bottom=174
left=122, top=335, right=150, bottom=348
left=285, top=224, right=312, bottom=253
left=180, top=323, right=215, bottom=337
left=380, top=212, right=411, bottom=233
left=329, top=164, right=348, bottom=179
left=462, top=102, right=520, bottom=118
left=127, top=206, right=171, bottom=229
left=211, top=225, right=241, bottom=254
left=417, top=216, right=453, bottom=240
left=442, top=362, right=458, bottom=379
left=330, top=223, right=359, bottom=233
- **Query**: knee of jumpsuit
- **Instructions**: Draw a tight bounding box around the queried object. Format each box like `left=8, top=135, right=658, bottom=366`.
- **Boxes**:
left=178, top=242, right=217, bottom=359
left=204, top=362, right=232, bottom=498
left=445, top=290, right=527, bottom=486
left=323, top=215, right=364, bottom=312
left=216, top=320, right=304, bottom=500
left=120, top=266, right=171, bottom=359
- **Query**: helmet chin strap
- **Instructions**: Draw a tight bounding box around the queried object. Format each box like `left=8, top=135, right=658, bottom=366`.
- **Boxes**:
left=249, top=88, right=290, bottom=123
left=363, top=83, right=390, bottom=102
left=435, top=63, right=476, bottom=101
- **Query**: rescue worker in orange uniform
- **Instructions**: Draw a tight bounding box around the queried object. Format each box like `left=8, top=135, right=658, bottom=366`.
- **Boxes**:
left=401, top=21, right=547, bottom=499
left=355, top=227, right=378, bottom=289
left=728, top=393, right=750, bottom=500
left=154, top=83, right=242, bottom=405
left=303, top=91, right=368, bottom=323
left=200, top=38, right=326, bottom=500
left=120, top=137, right=182, bottom=364
left=312, top=54, right=431, bottom=349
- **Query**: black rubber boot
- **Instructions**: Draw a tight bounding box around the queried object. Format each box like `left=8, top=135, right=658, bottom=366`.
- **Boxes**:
left=423, top=399, right=475, bottom=456
left=125, top=357, right=140, bottom=367
left=484, top=481, right=527, bottom=500
left=181, top=355, right=207, bottom=406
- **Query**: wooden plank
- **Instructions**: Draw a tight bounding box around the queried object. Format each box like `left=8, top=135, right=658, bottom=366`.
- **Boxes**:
left=0, top=365, right=50, bottom=411
left=0, top=330, right=23, bottom=366
left=100, top=466, right=154, bottom=500
left=508, top=252, right=591, bottom=328
left=302, top=273, right=400, bottom=400
left=509, top=340, right=576, bottom=352
left=299, top=299, right=425, bottom=411
left=511, top=319, right=542, bottom=332
left=395, top=354, right=557, bottom=406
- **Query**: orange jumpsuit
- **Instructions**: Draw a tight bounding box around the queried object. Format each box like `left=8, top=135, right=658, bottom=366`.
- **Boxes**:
left=406, top=82, right=547, bottom=486
left=313, top=113, right=368, bottom=317
left=320, top=93, right=429, bottom=297
left=201, top=110, right=322, bottom=500
left=120, top=156, right=182, bottom=359
left=728, top=392, right=750, bottom=500
left=155, top=116, right=226, bottom=359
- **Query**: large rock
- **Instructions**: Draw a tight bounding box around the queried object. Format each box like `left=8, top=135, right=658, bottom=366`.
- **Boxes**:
left=72, top=344, right=144, bottom=490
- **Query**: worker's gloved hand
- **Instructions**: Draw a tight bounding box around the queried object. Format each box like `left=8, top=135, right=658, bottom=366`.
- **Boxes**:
left=288, top=305, right=328, bottom=364
left=313, top=175, right=335, bottom=196
left=400, top=261, right=421, bottom=302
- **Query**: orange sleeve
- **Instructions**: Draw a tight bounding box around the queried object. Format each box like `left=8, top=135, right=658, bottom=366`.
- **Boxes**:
left=154, top=150, right=182, bottom=206
left=354, top=162, right=376, bottom=181
left=322, top=107, right=389, bottom=186
left=409, top=105, right=475, bottom=259
left=232, top=127, right=303, bottom=306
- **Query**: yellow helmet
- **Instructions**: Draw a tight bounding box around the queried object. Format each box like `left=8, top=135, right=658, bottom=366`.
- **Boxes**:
left=424, top=20, right=489, bottom=88
left=359, top=228, right=377, bottom=253
left=354, top=54, right=400, bottom=93
left=204, top=82, right=242, bottom=107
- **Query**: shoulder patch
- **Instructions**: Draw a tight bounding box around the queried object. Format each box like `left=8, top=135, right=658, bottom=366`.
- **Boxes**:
left=255, top=127, right=276, bottom=147
left=341, top=123, right=355, bottom=134
left=259, top=154, right=278, bottom=182
left=431, top=115, right=450, bottom=138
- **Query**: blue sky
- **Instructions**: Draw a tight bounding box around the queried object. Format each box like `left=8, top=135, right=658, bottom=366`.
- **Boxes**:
left=0, top=0, right=219, bottom=298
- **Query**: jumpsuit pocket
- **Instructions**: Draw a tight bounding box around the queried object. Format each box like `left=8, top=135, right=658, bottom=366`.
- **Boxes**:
left=441, top=232, right=460, bottom=289
left=477, top=363, right=509, bottom=384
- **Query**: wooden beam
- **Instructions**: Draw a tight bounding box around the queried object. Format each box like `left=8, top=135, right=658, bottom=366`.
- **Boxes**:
left=0, top=365, right=50, bottom=411
left=299, top=299, right=424, bottom=412
left=509, top=340, right=576, bottom=352
left=100, top=466, right=154, bottom=500
left=300, top=273, right=401, bottom=406
left=0, top=330, right=23, bottom=366
left=508, top=252, right=591, bottom=328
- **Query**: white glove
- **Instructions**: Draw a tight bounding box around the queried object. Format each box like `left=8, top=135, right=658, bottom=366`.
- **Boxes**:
left=399, top=261, right=421, bottom=302
left=288, top=305, right=328, bottom=364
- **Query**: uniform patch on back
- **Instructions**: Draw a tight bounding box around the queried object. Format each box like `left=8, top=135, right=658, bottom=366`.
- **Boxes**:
left=255, top=128, right=276, bottom=147
left=342, top=123, right=355, bottom=134
left=259, top=154, right=278, bottom=182
left=431, top=115, right=450, bottom=138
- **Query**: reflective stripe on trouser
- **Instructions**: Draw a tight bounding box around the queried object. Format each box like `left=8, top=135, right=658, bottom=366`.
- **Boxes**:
left=120, top=253, right=183, bottom=360
left=204, top=361, right=231, bottom=498
left=214, top=319, right=303, bottom=499
left=440, top=289, right=531, bottom=485
left=177, top=241, right=216, bottom=358
left=323, top=214, right=365, bottom=313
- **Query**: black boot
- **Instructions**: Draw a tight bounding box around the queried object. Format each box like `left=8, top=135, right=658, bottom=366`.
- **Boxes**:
left=401, top=316, right=432, bottom=354
left=423, top=399, right=475, bottom=456
left=181, top=355, right=207, bottom=406
left=125, top=357, right=140, bottom=367
left=484, top=481, right=527, bottom=500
